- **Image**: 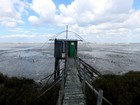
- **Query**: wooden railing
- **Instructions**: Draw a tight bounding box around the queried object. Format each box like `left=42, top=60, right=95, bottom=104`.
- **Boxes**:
left=75, top=57, right=112, bottom=105
left=30, top=57, right=112, bottom=105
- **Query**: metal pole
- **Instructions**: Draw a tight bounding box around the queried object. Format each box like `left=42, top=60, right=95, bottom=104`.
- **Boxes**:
left=66, top=25, right=68, bottom=39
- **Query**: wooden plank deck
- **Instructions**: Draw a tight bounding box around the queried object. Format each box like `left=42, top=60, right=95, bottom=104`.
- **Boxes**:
left=63, top=58, right=85, bottom=105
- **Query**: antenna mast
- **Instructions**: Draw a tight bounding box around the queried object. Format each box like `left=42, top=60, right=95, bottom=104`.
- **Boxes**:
left=66, top=25, right=68, bottom=39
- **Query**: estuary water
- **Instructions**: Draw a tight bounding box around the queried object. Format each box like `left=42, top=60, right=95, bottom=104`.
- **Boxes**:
left=0, top=43, right=140, bottom=80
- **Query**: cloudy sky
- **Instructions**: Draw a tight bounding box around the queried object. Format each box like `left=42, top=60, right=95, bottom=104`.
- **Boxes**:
left=0, top=0, right=140, bottom=43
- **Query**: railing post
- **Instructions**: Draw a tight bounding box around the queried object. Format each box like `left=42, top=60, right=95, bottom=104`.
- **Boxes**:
left=82, top=66, right=86, bottom=95
left=57, top=58, right=68, bottom=105
left=77, top=57, right=79, bottom=66
left=57, top=91, right=62, bottom=105
left=97, top=89, right=103, bottom=105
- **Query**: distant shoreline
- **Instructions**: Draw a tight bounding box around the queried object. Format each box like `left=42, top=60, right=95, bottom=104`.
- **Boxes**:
left=0, top=42, right=140, bottom=45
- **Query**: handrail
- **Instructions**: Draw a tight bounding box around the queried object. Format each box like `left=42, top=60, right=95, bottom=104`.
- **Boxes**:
left=30, top=78, right=61, bottom=105
left=40, top=68, right=63, bottom=82
left=75, top=57, right=101, bottom=81
left=31, top=56, right=112, bottom=105
left=29, top=62, right=65, bottom=104
left=85, top=80, right=112, bottom=105
left=78, top=68, right=112, bottom=105
left=57, top=59, right=68, bottom=105
left=75, top=57, right=112, bottom=105
left=78, top=57, right=102, bottom=77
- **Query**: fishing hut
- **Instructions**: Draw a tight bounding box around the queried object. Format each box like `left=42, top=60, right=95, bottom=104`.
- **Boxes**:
left=50, top=26, right=83, bottom=80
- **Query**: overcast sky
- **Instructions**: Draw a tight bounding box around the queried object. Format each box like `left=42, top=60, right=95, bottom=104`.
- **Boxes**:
left=0, top=0, right=140, bottom=43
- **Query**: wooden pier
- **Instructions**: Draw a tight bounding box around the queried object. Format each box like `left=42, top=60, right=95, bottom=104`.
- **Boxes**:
left=63, top=58, right=85, bottom=105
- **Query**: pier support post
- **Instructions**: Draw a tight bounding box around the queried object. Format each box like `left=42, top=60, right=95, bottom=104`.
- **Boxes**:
left=54, top=59, right=60, bottom=80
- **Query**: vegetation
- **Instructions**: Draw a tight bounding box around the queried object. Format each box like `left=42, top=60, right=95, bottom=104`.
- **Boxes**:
left=86, top=71, right=140, bottom=105
left=0, top=71, right=140, bottom=105
left=0, top=73, right=60, bottom=105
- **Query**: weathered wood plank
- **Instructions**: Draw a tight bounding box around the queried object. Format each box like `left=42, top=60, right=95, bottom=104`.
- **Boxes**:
left=63, top=58, right=85, bottom=105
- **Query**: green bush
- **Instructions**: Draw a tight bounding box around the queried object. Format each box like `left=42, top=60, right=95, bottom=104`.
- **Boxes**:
left=86, top=71, right=140, bottom=105
left=2, top=71, right=140, bottom=105
left=0, top=73, right=60, bottom=105
left=0, top=73, right=7, bottom=84
left=5, top=77, right=34, bottom=88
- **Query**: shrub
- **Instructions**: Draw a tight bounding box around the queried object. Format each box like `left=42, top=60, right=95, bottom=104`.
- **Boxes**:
left=0, top=73, right=60, bottom=105
left=87, top=71, right=140, bottom=105
left=0, top=73, right=7, bottom=84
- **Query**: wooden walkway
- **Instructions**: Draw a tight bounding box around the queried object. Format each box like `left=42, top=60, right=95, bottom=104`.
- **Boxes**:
left=63, top=58, right=85, bottom=105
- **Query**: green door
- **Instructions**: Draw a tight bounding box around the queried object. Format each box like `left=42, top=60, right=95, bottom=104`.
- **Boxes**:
left=69, top=42, right=75, bottom=57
